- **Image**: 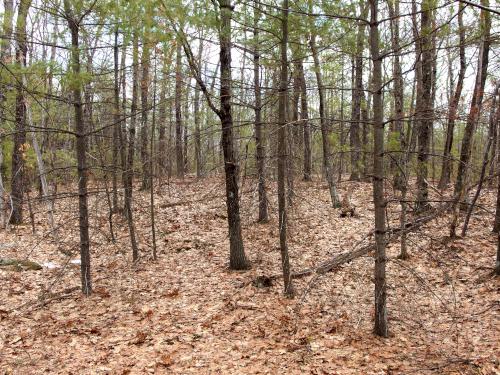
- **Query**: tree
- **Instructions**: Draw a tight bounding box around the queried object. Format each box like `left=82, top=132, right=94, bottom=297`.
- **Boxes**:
left=369, top=0, right=388, bottom=337
left=349, top=4, right=368, bottom=182
left=309, top=9, right=340, bottom=207
left=451, top=0, right=491, bottom=236
left=63, top=0, right=92, bottom=295
left=438, top=3, right=466, bottom=189
left=415, top=0, right=434, bottom=212
left=253, top=0, right=268, bottom=222
left=175, top=39, right=184, bottom=179
left=9, top=0, right=32, bottom=224
left=277, top=0, right=294, bottom=297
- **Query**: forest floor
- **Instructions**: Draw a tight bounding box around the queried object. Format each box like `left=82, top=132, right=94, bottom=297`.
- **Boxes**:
left=0, top=177, right=499, bottom=374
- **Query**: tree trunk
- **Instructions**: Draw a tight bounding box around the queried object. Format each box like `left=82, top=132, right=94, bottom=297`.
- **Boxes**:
left=194, top=41, right=203, bottom=178
left=369, top=0, right=388, bottom=337
left=450, top=0, right=491, bottom=238
left=297, top=59, right=312, bottom=181
left=278, top=0, right=294, bottom=297
left=64, top=0, right=91, bottom=295
left=309, top=30, right=340, bottom=207
left=349, top=5, right=368, bottom=181
left=0, top=0, right=14, bottom=227
left=461, top=86, right=497, bottom=237
left=493, top=87, right=500, bottom=234
left=175, top=39, right=184, bottom=178
left=124, top=32, right=140, bottom=261
left=219, top=0, right=249, bottom=270
left=438, top=3, right=465, bottom=189
left=158, top=47, right=170, bottom=176
left=9, top=0, right=31, bottom=225
left=253, top=1, right=268, bottom=222
left=112, top=29, right=120, bottom=211
left=415, top=0, right=433, bottom=212
left=140, top=22, right=151, bottom=190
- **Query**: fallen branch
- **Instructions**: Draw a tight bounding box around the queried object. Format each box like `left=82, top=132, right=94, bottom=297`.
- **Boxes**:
left=259, top=204, right=450, bottom=283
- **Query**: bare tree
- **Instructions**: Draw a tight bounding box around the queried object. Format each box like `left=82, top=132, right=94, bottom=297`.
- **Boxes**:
left=369, top=0, right=388, bottom=337
left=63, top=0, right=91, bottom=295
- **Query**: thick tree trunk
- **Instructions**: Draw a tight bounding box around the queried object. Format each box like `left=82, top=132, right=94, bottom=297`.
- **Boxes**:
left=0, top=0, right=14, bottom=227
left=64, top=0, right=91, bottom=295
left=369, top=0, right=388, bottom=337
left=253, top=2, right=268, bottom=222
left=415, top=0, right=433, bottom=212
left=219, top=0, right=249, bottom=270
left=438, top=3, right=465, bottom=189
left=278, top=0, right=294, bottom=297
left=9, top=0, right=31, bottom=225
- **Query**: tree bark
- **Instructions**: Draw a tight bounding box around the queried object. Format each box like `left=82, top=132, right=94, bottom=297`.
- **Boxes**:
left=349, top=4, right=368, bottom=181
left=369, top=0, right=388, bottom=337
left=277, top=0, right=294, bottom=297
left=438, top=3, right=465, bottom=189
left=9, top=0, right=31, bottom=225
left=112, top=29, right=120, bottom=211
left=64, top=0, right=91, bottom=295
left=140, top=19, right=151, bottom=190
left=253, top=2, right=268, bottom=222
left=194, top=40, right=203, bottom=178
left=451, top=0, right=491, bottom=237
left=175, top=39, right=184, bottom=178
left=415, top=0, right=433, bottom=212
left=219, top=0, right=249, bottom=269
left=297, top=59, right=312, bottom=181
left=0, top=0, right=14, bottom=227
left=309, top=30, right=340, bottom=207
left=124, top=32, right=140, bottom=261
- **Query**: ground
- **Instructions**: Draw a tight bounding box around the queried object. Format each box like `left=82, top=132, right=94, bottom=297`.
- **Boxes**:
left=1, top=177, right=499, bottom=374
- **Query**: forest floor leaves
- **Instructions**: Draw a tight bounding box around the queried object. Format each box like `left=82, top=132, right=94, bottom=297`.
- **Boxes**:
left=0, top=177, right=499, bottom=374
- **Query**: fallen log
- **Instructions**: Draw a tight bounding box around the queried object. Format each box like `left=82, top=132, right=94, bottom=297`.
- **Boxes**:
left=259, top=204, right=449, bottom=283
left=0, top=258, right=42, bottom=271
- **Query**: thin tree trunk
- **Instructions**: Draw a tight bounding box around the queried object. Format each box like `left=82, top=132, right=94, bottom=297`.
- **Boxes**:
left=369, top=0, right=388, bottom=337
left=140, top=21, right=151, bottom=190
left=461, top=88, right=496, bottom=236
left=297, top=59, right=312, bottom=181
left=194, top=40, right=203, bottom=178
left=64, top=0, right=91, bottom=295
left=438, top=3, right=465, bottom=189
left=278, top=0, right=294, bottom=297
left=112, top=29, right=120, bottom=211
left=253, top=1, right=268, bottom=222
left=125, top=32, right=140, bottom=261
left=175, top=40, right=184, bottom=178
left=309, top=28, right=340, bottom=207
left=451, top=0, right=491, bottom=237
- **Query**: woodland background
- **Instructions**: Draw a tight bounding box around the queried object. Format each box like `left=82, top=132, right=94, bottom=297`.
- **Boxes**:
left=0, top=0, right=499, bottom=373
